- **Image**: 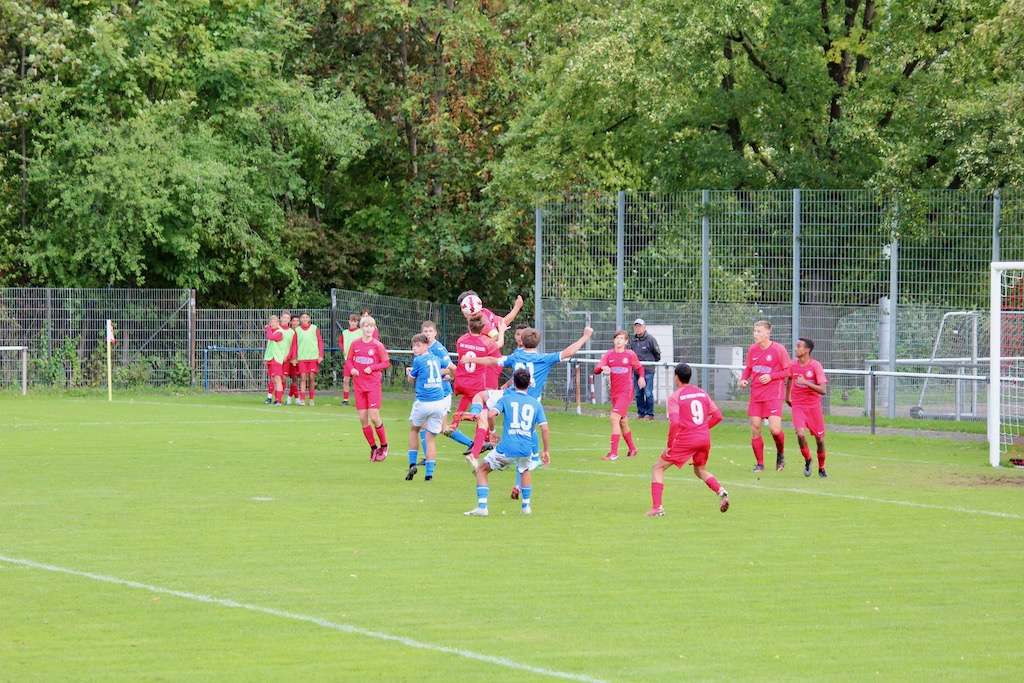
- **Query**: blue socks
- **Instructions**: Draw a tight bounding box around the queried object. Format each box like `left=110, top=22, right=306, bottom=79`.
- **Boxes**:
left=425, top=460, right=435, bottom=478
left=408, top=449, right=418, bottom=466
left=447, top=429, right=473, bottom=447
left=521, top=486, right=532, bottom=508
left=476, top=484, right=489, bottom=509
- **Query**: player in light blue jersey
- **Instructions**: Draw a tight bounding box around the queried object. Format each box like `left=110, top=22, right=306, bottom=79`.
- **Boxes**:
left=405, top=333, right=451, bottom=481
left=465, top=369, right=550, bottom=516
left=462, top=325, right=593, bottom=497
left=416, top=320, right=471, bottom=458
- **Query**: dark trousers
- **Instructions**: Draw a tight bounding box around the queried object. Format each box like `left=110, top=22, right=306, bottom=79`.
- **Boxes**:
left=634, top=374, right=654, bottom=418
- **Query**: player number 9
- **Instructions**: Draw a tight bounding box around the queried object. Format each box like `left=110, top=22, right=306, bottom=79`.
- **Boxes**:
left=690, top=400, right=705, bottom=425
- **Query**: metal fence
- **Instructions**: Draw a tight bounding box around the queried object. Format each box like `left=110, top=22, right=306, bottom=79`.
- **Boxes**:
left=534, top=189, right=1023, bottom=416
left=0, top=288, right=193, bottom=389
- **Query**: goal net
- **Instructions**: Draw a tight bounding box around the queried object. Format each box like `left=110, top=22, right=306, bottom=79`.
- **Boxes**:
left=988, top=263, right=1024, bottom=467
left=0, top=345, right=28, bottom=395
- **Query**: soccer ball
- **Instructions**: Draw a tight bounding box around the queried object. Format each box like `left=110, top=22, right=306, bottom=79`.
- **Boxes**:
left=460, top=294, right=483, bottom=315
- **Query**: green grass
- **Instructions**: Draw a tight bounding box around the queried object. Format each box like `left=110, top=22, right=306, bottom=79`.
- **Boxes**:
left=1, top=392, right=1022, bottom=682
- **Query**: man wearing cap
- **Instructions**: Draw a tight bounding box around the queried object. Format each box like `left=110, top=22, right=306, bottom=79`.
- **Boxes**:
left=629, top=318, right=661, bottom=420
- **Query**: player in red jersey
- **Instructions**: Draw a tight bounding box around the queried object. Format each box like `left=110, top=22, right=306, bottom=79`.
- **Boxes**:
left=646, top=363, right=729, bottom=516
left=285, top=314, right=301, bottom=403
left=786, top=337, right=829, bottom=478
left=446, top=316, right=506, bottom=450
left=738, top=320, right=792, bottom=472
left=594, top=330, right=645, bottom=461
left=457, top=291, right=523, bottom=389
left=344, top=315, right=391, bottom=461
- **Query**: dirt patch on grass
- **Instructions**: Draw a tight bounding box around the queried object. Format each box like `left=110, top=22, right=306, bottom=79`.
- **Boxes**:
left=951, top=474, right=1024, bottom=487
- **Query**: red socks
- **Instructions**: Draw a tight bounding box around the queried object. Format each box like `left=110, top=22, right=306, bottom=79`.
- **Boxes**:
left=374, top=423, right=387, bottom=446
left=704, top=476, right=722, bottom=494
left=651, top=482, right=664, bottom=508
left=752, top=436, right=765, bottom=465
left=622, top=432, right=636, bottom=451
left=471, top=426, right=488, bottom=456
left=362, top=425, right=376, bottom=447
left=817, top=451, right=827, bottom=468
left=801, top=445, right=811, bottom=462
left=772, top=431, right=785, bottom=454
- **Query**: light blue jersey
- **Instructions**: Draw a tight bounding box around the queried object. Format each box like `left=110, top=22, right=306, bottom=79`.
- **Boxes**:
left=410, top=351, right=450, bottom=402
left=428, top=339, right=454, bottom=396
left=502, top=349, right=562, bottom=399
left=494, top=390, right=548, bottom=457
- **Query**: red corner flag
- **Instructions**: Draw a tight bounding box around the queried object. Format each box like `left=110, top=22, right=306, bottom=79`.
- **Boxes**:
left=106, top=319, right=116, bottom=345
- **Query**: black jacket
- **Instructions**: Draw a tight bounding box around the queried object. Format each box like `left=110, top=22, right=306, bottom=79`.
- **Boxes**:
left=629, top=332, right=661, bottom=364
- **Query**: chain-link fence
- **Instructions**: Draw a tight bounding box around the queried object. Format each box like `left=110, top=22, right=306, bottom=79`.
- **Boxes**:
left=0, top=288, right=193, bottom=389
left=536, top=189, right=1024, bottom=417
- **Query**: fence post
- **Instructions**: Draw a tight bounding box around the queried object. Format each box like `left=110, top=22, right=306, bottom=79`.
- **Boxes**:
left=535, top=206, right=544, bottom=346
left=701, top=189, right=710, bottom=389
left=888, top=223, right=899, bottom=419
left=616, top=190, right=625, bottom=332
left=792, top=188, right=801, bottom=347
left=188, top=289, right=197, bottom=387
left=993, top=189, right=1001, bottom=262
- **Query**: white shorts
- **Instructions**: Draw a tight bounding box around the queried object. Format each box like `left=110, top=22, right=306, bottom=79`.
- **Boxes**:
left=483, top=451, right=540, bottom=474
left=409, top=398, right=448, bottom=434
left=484, top=389, right=506, bottom=410
left=442, top=393, right=452, bottom=414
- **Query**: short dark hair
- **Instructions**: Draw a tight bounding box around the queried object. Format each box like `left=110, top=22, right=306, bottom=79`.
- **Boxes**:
left=513, top=368, right=531, bottom=389
left=411, top=333, right=428, bottom=346
left=468, top=315, right=485, bottom=334
left=798, top=337, right=815, bottom=352
left=674, top=362, right=693, bottom=384
left=457, top=290, right=478, bottom=305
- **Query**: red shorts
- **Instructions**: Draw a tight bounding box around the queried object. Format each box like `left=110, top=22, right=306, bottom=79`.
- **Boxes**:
left=355, top=386, right=383, bottom=410
left=791, top=404, right=825, bottom=437
left=611, top=393, right=632, bottom=416
left=662, top=443, right=710, bottom=468
left=266, top=360, right=285, bottom=378
left=287, top=361, right=300, bottom=377
left=748, top=399, right=784, bottom=419
left=454, top=378, right=485, bottom=399
left=298, top=360, right=319, bottom=374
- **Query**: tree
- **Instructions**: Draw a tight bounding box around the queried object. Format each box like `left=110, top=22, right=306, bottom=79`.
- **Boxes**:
left=1, top=0, right=375, bottom=305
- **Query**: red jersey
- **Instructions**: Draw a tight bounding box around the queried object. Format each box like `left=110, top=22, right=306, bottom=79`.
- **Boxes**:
left=666, top=385, right=723, bottom=450
left=740, top=341, right=792, bottom=402
left=343, top=337, right=390, bottom=390
left=455, top=332, right=501, bottom=394
left=595, top=348, right=644, bottom=400
left=789, top=358, right=827, bottom=410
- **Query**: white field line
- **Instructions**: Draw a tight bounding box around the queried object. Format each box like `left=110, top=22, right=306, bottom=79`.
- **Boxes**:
left=0, top=555, right=608, bottom=683
left=541, top=466, right=1024, bottom=520
left=4, top=418, right=342, bottom=428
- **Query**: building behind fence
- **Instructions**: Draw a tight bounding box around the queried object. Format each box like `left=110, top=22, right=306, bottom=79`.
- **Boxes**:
left=1, top=189, right=1020, bottom=418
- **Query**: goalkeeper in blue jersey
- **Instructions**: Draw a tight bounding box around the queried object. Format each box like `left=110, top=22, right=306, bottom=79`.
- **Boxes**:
left=465, top=369, right=550, bottom=517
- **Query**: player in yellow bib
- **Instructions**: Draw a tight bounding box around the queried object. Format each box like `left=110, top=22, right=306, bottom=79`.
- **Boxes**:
left=293, top=313, right=324, bottom=405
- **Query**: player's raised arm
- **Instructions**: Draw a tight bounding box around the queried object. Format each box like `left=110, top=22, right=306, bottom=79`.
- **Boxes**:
left=559, top=326, right=594, bottom=361
left=502, top=295, right=525, bottom=326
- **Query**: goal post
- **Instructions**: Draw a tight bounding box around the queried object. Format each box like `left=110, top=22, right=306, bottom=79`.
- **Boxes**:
left=0, top=345, right=28, bottom=395
left=988, top=262, right=1024, bottom=467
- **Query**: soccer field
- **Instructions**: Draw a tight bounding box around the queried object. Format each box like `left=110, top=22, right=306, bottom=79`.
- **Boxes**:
left=1, top=392, right=1022, bottom=682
